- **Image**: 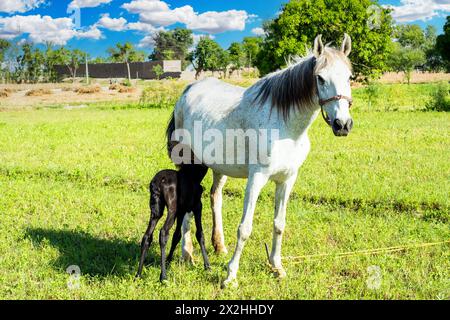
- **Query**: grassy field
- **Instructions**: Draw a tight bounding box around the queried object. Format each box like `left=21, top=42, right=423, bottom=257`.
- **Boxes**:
left=0, top=81, right=449, bottom=300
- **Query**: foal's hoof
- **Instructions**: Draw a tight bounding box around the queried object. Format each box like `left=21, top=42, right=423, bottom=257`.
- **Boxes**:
left=221, top=278, right=238, bottom=289
left=271, top=266, right=287, bottom=279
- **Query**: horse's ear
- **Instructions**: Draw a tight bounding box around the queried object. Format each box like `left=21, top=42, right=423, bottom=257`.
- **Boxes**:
left=313, top=35, right=324, bottom=57
left=341, top=33, right=352, bottom=56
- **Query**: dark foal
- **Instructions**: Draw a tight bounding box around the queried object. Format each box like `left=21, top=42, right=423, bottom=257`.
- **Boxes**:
left=136, top=164, right=210, bottom=281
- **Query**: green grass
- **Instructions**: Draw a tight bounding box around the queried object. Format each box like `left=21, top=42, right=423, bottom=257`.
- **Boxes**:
left=0, top=82, right=449, bottom=300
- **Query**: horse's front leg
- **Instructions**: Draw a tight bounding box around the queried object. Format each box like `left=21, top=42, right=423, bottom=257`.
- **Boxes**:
left=269, top=174, right=297, bottom=279
left=222, top=171, right=268, bottom=288
left=211, top=172, right=228, bottom=254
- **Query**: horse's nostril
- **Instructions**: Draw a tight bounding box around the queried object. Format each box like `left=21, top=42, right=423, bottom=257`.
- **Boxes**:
left=333, top=119, right=345, bottom=130
left=345, top=119, right=354, bottom=131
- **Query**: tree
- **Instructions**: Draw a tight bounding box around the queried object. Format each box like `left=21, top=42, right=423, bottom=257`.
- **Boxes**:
left=108, top=42, right=145, bottom=81
left=255, top=0, right=394, bottom=80
left=150, top=28, right=194, bottom=69
left=189, top=37, right=225, bottom=79
left=436, top=16, right=450, bottom=71
left=0, top=40, right=11, bottom=83
left=152, top=64, right=164, bottom=80
left=17, top=43, right=44, bottom=83
left=242, top=37, right=262, bottom=68
left=388, top=42, right=426, bottom=84
left=62, top=49, right=86, bottom=83
left=228, top=42, right=246, bottom=76
left=395, top=24, right=425, bottom=49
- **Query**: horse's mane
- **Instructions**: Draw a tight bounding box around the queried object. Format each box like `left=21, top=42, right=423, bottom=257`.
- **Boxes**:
left=250, top=47, right=351, bottom=121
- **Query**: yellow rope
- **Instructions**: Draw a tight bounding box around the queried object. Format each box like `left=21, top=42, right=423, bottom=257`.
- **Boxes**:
left=280, top=240, right=450, bottom=264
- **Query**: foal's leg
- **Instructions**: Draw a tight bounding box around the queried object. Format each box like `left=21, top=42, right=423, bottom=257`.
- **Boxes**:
left=159, top=209, right=177, bottom=282
left=223, top=171, right=268, bottom=288
left=211, top=172, right=228, bottom=254
left=269, top=175, right=297, bottom=279
left=193, top=203, right=211, bottom=270
left=136, top=197, right=165, bottom=278
left=167, top=214, right=184, bottom=263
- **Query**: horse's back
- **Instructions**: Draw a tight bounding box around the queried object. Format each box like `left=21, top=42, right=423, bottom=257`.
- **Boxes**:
left=178, top=78, right=245, bottom=121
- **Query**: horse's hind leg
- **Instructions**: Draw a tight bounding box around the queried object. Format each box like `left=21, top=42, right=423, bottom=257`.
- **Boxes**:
left=136, top=196, right=165, bottom=278
left=181, top=212, right=195, bottom=264
left=211, top=172, right=228, bottom=254
left=193, top=203, right=210, bottom=270
left=269, top=175, right=297, bottom=279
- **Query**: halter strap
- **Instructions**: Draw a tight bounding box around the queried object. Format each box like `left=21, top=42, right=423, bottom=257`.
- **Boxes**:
left=319, top=95, right=353, bottom=127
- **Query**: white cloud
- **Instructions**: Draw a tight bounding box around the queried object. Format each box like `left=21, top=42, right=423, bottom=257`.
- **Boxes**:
left=386, top=0, right=450, bottom=23
left=97, top=14, right=127, bottom=31
left=122, top=0, right=251, bottom=33
left=0, top=14, right=102, bottom=45
left=187, top=10, right=248, bottom=33
left=68, top=0, right=112, bottom=10
left=0, top=0, right=45, bottom=13
left=251, top=27, right=265, bottom=36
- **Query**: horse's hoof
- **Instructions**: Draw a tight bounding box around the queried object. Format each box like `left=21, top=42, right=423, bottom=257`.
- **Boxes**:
left=221, top=278, right=238, bottom=289
left=182, top=254, right=195, bottom=265
left=272, top=267, right=287, bottom=279
left=214, top=245, right=228, bottom=255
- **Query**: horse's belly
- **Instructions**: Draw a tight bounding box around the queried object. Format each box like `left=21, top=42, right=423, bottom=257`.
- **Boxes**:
left=205, top=163, right=249, bottom=179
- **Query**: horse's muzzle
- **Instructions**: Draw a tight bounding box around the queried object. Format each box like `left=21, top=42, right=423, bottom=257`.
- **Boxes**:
left=332, top=119, right=353, bottom=137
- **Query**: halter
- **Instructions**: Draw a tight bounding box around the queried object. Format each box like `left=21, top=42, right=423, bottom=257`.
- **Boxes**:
left=319, top=95, right=353, bottom=127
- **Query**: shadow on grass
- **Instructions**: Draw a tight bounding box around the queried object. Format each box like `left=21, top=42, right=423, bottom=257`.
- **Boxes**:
left=25, top=228, right=160, bottom=278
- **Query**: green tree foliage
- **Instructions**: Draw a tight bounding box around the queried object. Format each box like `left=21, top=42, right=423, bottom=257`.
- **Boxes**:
left=242, top=37, right=262, bottom=68
left=228, top=42, right=246, bottom=76
left=189, top=37, right=229, bottom=79
left=108, top=42, right=145, bottom=81
left=255, top=0, right=394, bottom=80
left=17, top=43, right=45, bottom=83
left=0, top=39, right=11, bottom=63
left=152, top=64, right=164, bottom=80
left=388, top=42, right=426, bottom=84
left=0, top=39, right=11, bottom=82
left=150, top=28, right=194, bottom=69
left=388, top=24, right=444, bottom=79
left=436, top=16, right=450, bottom=71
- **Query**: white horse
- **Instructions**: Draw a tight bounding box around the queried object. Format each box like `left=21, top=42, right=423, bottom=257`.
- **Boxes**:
left=167, top=34, right=354, bottom=287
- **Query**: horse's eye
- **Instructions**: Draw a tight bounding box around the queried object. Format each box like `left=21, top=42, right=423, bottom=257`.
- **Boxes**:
left=318, top=75, right=325, bottom=85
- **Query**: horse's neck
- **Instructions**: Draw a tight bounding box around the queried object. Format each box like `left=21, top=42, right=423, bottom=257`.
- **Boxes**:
left=283, top=107, right=320, bottom=141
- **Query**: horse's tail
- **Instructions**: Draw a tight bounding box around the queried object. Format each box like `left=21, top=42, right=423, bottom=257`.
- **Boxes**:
left=166, top=111, right=176, bottom=161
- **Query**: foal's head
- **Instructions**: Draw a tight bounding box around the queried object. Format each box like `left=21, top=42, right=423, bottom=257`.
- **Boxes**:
left=313, top=34, right=354, bottom=137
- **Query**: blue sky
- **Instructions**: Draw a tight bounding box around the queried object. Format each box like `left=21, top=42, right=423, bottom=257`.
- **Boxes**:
left=0, top=0, right=449, bottom=58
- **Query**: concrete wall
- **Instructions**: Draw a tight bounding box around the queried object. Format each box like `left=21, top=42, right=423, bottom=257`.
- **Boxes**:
left=54, top=60, right=181, bottom=80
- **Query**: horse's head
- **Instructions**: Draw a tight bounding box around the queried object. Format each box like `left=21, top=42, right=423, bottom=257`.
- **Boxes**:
left=314, top=34, right=354, bottom=137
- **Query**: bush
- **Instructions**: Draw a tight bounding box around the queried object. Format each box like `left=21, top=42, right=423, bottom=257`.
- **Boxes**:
left=26, top=88, right=52, bottom=96
left=140, top=80, right=188, bottom=109
left=75, top=86, right=101, bottom=94
left=0, top=89, right=10, bottom=98
left=425, top=82, right=450, bottom=112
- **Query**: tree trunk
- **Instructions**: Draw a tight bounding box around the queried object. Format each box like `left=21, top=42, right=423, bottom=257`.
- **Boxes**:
left=126, top=61, right=131, bottom=82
